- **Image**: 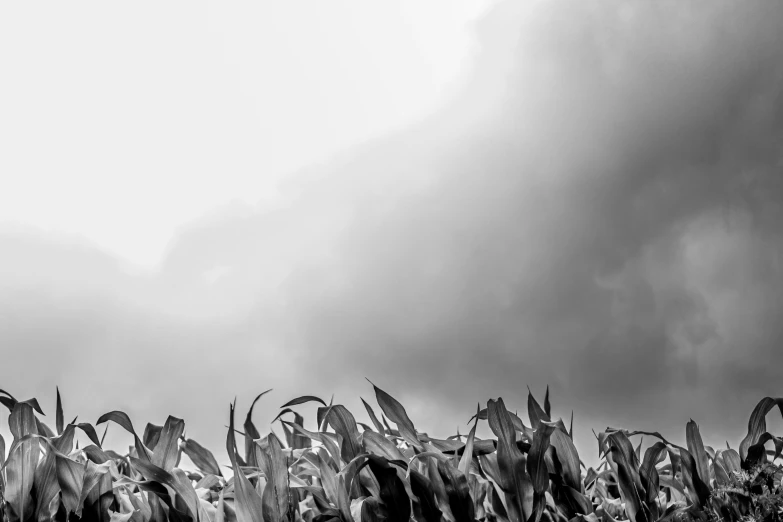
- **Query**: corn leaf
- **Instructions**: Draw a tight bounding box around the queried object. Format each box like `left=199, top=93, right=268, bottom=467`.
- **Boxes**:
left=738, top=397, right=783, bottom=462
left=33, top=443, right=60, bottom=522
left=78, top=460, right=113, bottom=514
left=96, top=411, right=153, bottom=462
left=487, top=398, right=530, bottom=522
left=606, top=431, right=648, bottom=522
left=458, top=405, right=480, bottom=477
left=673, top=446, right=710, bottom=508
left=5, top=402, right=40, bottom=522
left=326, top=405, right=362, bottom=462
left=84, top=466, right=114, bottom=522
left=151, top=416, right=185, bottom=471
left=261, top=432, right=291, bottom=522
left=317, top=396, right=334, bottom=432
left=0, top=396, right=45, bottom=416
left=369, top=381, right=423, bottom=451
left=722, top=448, right=741, bottom=474
left=569, top=411, right=574, bottom=440
left=182, top=438, right=223, bottom=477
left=526, top=422, right=555, bottom=522
left=52, top=423, right=76, bottom=455
left=143, top=423, right=164, bottom=451
left=227, top=401, right=266, bottom=522
left=113, top=476, right=191, bottom=522
left=639, top=442, right=667, bottom=507
left=362, top=430, right=406, bottom=463
left=56, top=387, right=64, bottom=435
left=469, top=408, right=529, bottom=436
left=543, top=387, right=551, bottom=419
left=549, top=427, right=580, bottom=492
left=354, top=496, right=384, bottom=522
left=712, top=454, right=731, bottom=487
left=109, top=508, right=137, bottom=522
left=437, top=459, right=474, bottom=522
left=408, top=468, right=442, bottom=522
left=362, top=398, right=387, bottom=437
left=282, top=421, right=342, bottom=465
left=527, top=389, right=550, bottom=431
left=367, top=454, right=412, bottom=522
left=291, top=412, right=310, bottom=450
left=244, top=389, right=273, bottom=467
left=685, top=420, right=710, bottom=494
left=280, top=395, right=327, bottom=408
left=56, top=452, right=87, bottom=516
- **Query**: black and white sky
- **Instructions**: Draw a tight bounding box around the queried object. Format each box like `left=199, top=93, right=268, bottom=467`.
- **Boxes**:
left=2, top=1, right=783, bottom=469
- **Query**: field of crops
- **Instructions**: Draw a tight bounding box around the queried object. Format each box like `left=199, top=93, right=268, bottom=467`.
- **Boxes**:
left=0, top=385, right=781, bottom=522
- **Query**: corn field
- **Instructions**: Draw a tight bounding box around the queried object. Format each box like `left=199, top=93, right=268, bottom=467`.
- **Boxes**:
left=0, top=385, right=781, bottom=522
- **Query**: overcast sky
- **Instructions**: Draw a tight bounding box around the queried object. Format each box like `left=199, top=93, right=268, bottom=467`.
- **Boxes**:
left=2, top=0, right=783, bottom=470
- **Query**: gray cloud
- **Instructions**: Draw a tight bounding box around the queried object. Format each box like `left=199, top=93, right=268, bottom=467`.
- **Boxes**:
left=2, top=0, right=783, bottom=466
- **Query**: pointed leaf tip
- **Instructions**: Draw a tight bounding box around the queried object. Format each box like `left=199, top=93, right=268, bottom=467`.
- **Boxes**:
left=371, top=383, right=423, bottom=450
left=56, top=386, right=64, bottom=435
left=544, top=385, right=551, bottom=418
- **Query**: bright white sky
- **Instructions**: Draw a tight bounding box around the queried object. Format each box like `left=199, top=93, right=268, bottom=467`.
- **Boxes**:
left=0, top=1, right=495, bottom=268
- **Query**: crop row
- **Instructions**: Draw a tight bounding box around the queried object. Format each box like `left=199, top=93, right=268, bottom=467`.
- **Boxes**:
left=0, top=385, right=781, bottom=522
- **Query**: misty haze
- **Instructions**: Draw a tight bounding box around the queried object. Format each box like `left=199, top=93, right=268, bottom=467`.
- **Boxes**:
left=1, top=2, right=783, bottom=522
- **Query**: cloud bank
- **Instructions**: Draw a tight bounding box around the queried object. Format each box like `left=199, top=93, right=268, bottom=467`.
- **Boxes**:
left=2, top=0, right=783, bottom=465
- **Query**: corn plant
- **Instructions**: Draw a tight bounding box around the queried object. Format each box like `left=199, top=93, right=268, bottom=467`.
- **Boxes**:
left=1, top=385, right=782, bottom=522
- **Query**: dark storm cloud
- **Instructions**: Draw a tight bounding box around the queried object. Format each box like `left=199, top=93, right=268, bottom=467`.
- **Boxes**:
left=217, top=0, right=783, bottom=442
left=2, top=0, right=783, bottom=463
